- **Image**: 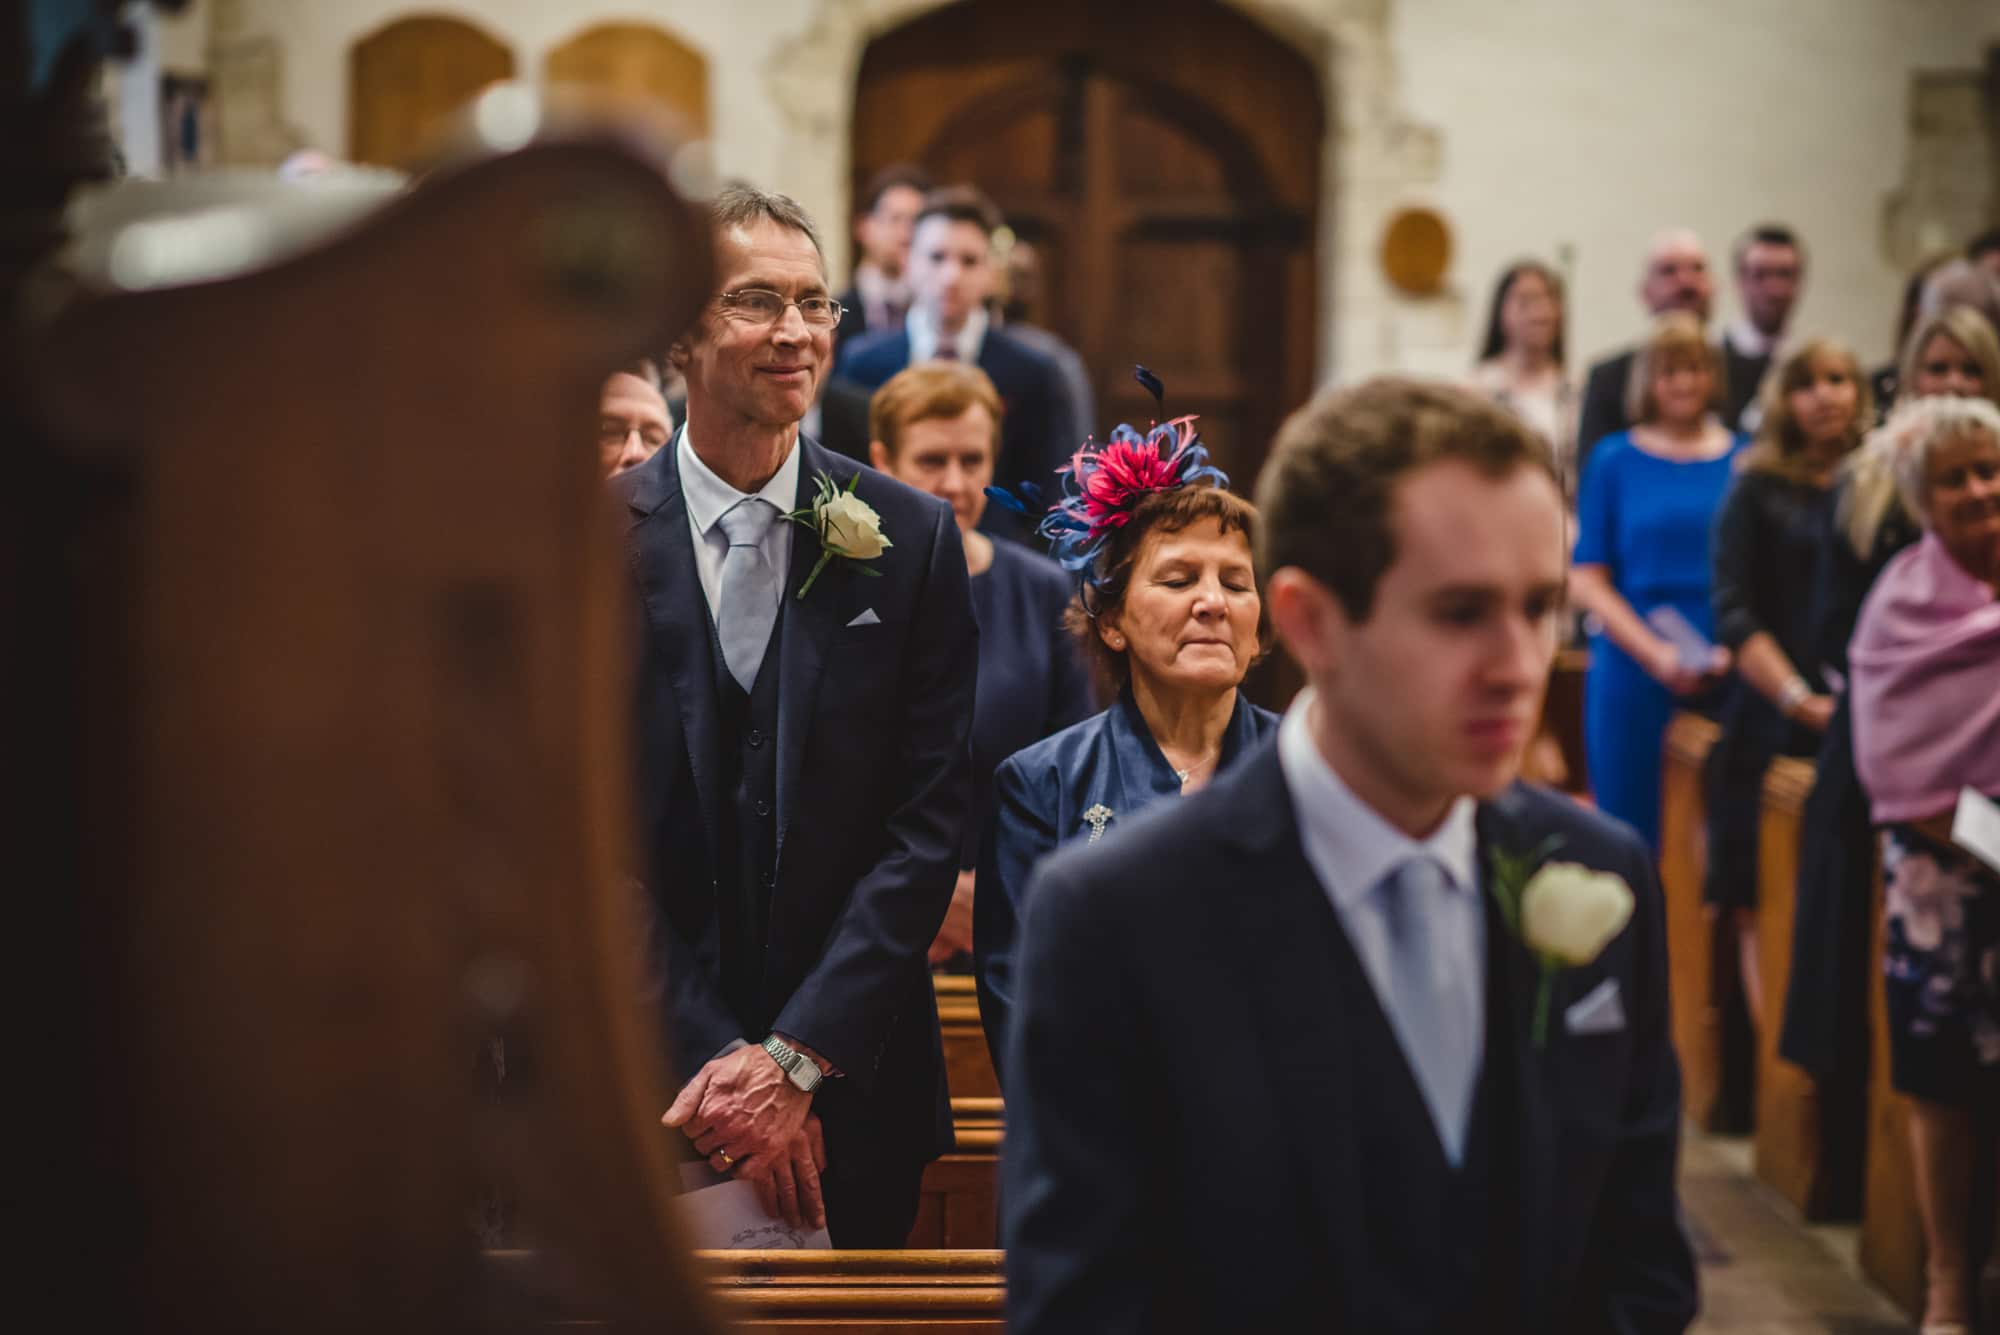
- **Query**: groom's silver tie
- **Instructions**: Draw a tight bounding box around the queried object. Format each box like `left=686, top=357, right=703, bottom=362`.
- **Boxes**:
left=716, top=497, right=781, bottom=690
left=1383, top=856, right=1482, bottom=1165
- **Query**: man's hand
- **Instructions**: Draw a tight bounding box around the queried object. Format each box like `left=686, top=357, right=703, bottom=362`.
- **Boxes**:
left=732, top=1113, right=828, bottom=1231
left=928, top=869, right=976, bottom=966
left=663, top=1044, right=812, bottom=1186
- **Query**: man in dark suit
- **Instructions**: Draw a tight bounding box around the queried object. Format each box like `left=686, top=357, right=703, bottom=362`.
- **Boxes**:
left=833, top=163, right=930, bottom=350
left=1001, top=378, right=1698, bottom=1333
left=1719, top=223, right=1806, bottom=434
left=831, top=187, right=1074, bottom=540
left=616, top=185, right=977, bottom=1247
left=1576, top=228, right=1721, bottom=473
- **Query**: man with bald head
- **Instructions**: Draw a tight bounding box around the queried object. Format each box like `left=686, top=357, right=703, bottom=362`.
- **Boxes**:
left=1576, top=229, right=1727, bottom=474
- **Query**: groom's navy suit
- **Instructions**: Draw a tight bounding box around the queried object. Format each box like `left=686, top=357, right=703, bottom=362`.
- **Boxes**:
left=1001, top=743, right=1697, bottom=1332
left=616, top=434, right=977, bottom=1244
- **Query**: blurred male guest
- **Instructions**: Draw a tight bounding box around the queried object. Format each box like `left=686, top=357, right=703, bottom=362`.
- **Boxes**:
left=835, top=186, right=1071, bottom=539
left=1721, top=224, right=1806, bottom=432
left=1001, top=379, right=1697, bottom=1333
left=835, top=163, right=930, bottom=348
left=615, top=185, right=977, bottom=1246
left=1577, top=228, right=1716, bottom=469
left=598, top=359, right=674, bottom=478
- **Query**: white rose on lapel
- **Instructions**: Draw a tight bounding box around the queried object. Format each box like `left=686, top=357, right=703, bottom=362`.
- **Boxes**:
left=1520, top=863, right=1634, bottom=966
left=820, top=491, right=888, bottom=559
left=786, top=470, right=893, bottom=600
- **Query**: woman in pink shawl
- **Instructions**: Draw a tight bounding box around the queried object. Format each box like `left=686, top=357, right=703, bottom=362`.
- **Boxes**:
left=1850, top=395, right=2000, bottom=1333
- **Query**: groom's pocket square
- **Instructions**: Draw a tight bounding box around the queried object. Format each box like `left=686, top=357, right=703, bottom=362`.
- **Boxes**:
left=846, top=608, right=882, bottom=628
left=1563, top=977, right=1626, bottom=1036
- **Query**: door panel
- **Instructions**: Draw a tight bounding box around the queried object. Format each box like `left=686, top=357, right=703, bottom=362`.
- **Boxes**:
left=854, top=0, right=1319, bottom=486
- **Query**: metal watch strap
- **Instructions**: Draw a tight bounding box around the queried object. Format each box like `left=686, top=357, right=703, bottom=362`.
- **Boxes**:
left=761, top=1034, right=821, bottom=1092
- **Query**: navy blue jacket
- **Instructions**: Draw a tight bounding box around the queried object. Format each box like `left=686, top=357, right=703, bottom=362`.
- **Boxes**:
left=973, top=689, right=1277, bottom=1085
left=834, top=325, right=1071, bottom=537
left=614, top=435, right=978, bottom=1171
left=1000, top=741, right=1698, bottom=1333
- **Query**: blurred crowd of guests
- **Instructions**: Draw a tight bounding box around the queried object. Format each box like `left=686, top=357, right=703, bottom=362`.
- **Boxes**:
left=582, top=164, right=1999, bottom=1325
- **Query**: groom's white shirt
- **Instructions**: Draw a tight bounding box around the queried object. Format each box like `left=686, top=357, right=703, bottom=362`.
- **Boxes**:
left=678, top=425, right=801, bottom=622
left=1277, top=689, right=1485, bottom=1154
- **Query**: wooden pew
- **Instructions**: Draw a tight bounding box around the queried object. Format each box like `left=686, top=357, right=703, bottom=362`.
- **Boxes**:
left=700, top=1249, right=1004, bottom=1332
left=1752, top=755, right=1848, bottom=1217
left=910, top=1098, right=1003, bottom=1249
left=935, top=974, right=998, bottom=1100
left=1541, top=646, right=1590, bottom=794
left=1659, top=712, right=1726, bottom=1127
left=1860, top=850, right=1925, bottom=1320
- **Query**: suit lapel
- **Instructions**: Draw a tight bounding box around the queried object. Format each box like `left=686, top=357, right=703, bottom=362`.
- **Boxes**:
left=1228, top=753, right=1369, bottom=1330
left=625, top=436, right=724, bottom=875
left=1476, top=790, right=1556, bottom=1329
left=773, top=438, right=847, bottom=872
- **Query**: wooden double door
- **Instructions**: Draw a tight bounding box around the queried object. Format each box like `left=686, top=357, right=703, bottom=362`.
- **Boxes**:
left=853, top=0, right=1321, bottom=486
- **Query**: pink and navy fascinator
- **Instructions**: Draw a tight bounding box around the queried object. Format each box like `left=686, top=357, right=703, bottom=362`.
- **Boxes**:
left=988, top=366, right=1229, bottom=587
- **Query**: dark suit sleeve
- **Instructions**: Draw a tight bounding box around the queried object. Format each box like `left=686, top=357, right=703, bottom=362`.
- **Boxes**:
left=1708, top=475, right=1764, bottom=651
left=1000, top=856, right=1151, bottom=1334
left=770, top=503, right=976, bottom=1086
left=1576, top=359, right=1627, bottom=480
left=1577, top=839, right=1701, bottom=1333
left=972, top=755, right=1058, bottom=1088
left=630, top=625, right=744, bottom=1075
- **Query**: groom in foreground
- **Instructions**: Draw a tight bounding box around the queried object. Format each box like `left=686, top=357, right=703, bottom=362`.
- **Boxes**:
left=1001, top=378, right=1698, bottom=1331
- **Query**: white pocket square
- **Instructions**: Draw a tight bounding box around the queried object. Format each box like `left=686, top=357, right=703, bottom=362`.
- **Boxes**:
left=1563, top=977, right=1626, bottom=1035
left=846, top=608, right=882, bottom=628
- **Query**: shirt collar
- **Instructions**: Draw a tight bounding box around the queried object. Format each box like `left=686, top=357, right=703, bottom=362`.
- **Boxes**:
left=676, top=424, right=802, bottom=537
left=1276, top=688, right=1480, bottom=910
left=906, top=303, right=988, bottom=364
left=852, top=263, right=908, bottom=314
left=1726, top=316, right=1783, bottom=359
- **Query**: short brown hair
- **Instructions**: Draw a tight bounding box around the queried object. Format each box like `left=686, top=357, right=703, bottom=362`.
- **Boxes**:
left=915, top=185, right=1004, bottom=238
left=709, top=182, right=826, bottom=269
left=1738, top=339, right=1871, bottom=482
left=1067, top=484, right=1265, bottom=691
left=1624, top=311, right=1720, bottom=425
left=1255, top=376, right=1555, bottom=622
left=869, top=363, right=1003, bottom=459
left=859, top=163, right=932, bottom=215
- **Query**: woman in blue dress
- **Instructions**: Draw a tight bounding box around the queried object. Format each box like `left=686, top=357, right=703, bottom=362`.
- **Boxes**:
left=973, top=400, right=1276, bottom=1086
left=1570, top=313, right=1746, bottom=849
left=867, top=363, right=1095, bottom=968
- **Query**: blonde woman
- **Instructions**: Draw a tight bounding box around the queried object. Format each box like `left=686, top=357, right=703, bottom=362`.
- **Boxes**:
left=1569, top=313, right=1745, bottom=847
left=1703, top=340, right=1870, bottom=1029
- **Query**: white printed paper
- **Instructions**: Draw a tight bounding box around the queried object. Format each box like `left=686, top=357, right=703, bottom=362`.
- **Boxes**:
left=1952, top=787, right=2000, bottom=877
left=672, top=1163, right=832, bottom=1249
left=1644, top=605, right=1715, bottom=667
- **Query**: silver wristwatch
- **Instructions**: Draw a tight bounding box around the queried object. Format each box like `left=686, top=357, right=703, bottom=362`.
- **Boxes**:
left=761, top=1034, right=824, bottom=1093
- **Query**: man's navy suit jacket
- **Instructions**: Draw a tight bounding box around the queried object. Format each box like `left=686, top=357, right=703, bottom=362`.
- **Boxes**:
left=834, top=325, right=1070, bottom=536
left=1001, top=741, right=1699, bottom=1333
left=613, top=435, right=978, bottom=1170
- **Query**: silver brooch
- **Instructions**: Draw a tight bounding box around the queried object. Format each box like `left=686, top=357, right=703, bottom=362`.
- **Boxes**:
left=1082, top=804, right=1114, bottom=844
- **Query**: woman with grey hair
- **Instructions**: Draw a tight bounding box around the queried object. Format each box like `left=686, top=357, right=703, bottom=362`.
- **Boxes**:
left=1850, top=396, right=2000, bottom=1333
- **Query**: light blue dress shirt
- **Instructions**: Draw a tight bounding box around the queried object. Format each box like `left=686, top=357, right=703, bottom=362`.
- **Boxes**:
left=1275, top=691, right=1486, bottom=1161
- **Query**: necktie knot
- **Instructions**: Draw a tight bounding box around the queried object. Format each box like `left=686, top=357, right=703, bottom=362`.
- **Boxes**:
left=718, top=497, right=778, bottom=548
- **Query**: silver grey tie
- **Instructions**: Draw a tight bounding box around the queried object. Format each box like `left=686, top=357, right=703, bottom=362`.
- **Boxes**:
left=1381, top=856, right=1483, bottom=1165
left=715, top=497, right=781, bottom=690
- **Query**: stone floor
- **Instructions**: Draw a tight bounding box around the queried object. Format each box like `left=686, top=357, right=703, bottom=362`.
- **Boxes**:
left=1683, top=1127, right=1913, bottom=1334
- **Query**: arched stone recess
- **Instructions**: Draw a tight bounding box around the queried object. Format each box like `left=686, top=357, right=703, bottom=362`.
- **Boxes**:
left=544, top=21, right=711, bottom=140
left=348, top=13, right=515, bottom=168
left=767, top=0, right=1446, bottom=383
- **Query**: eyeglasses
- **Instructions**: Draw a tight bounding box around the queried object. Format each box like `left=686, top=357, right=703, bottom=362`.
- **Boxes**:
left=717, top=287, right=844, bottom=329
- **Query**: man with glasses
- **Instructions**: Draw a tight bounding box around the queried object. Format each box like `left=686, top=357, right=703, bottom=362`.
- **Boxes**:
left=597, top=359, right=673, bottom=478
left=835, top=186, right=1071, bottom=540
left=614, top=185, right=977, bottom=1246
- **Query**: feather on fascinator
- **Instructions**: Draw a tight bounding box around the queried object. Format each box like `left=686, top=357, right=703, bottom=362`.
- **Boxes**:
left=987, top=365, right=1229, bottom=585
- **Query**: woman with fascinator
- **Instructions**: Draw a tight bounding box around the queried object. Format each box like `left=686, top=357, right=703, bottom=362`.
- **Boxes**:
left=973, top=373, right=1276, bottom=1089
